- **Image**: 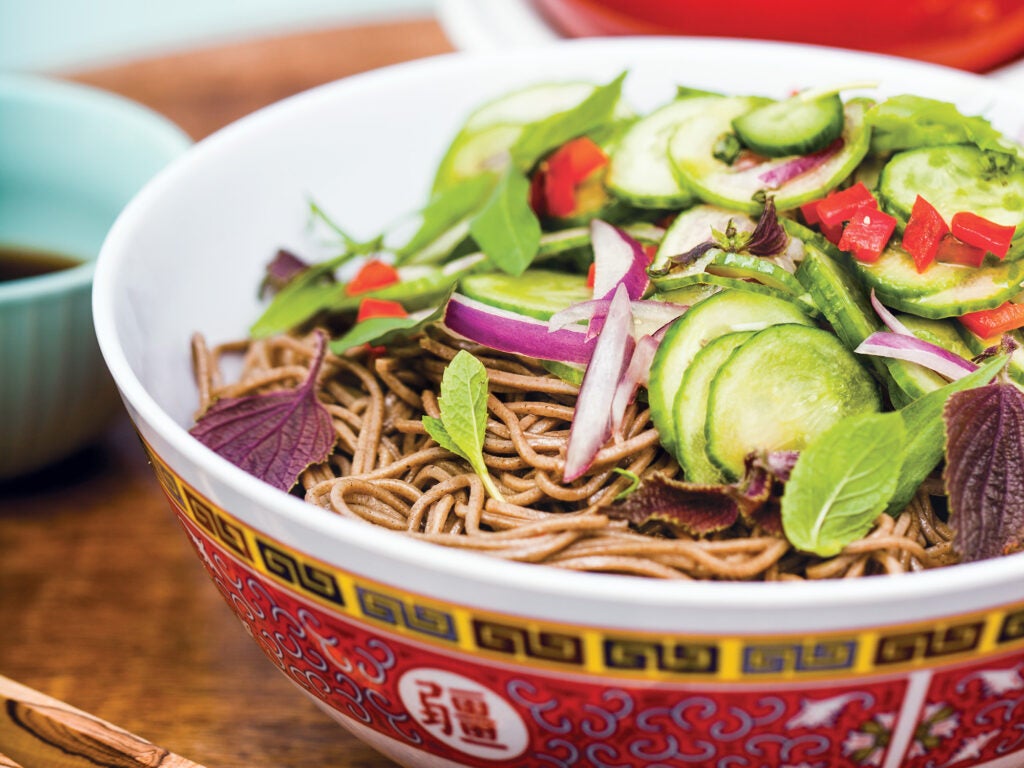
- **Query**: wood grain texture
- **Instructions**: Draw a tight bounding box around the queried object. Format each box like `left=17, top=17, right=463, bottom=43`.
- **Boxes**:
left=0, top=675, right=203, bottom=768
left=0, top=17, right=454, bottom=768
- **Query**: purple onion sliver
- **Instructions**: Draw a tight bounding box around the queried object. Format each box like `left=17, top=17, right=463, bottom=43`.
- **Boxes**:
left=444, top=294, right=595, bottom=365
left=590, top=219, right=650, bottom=301
left=757, top=139, right=842, bottom=189
left=564, top=284, right=635, bottom=482
left=869, top=289, right=914, bottom=336
left=855, top=331, right=977, bottom=381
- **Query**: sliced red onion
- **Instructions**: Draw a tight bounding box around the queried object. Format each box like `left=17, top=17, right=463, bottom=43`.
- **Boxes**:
left=869, top=289, right=914, bottom=337
left=564, top=284, right=635, bottom=482
left=548, top=298, right=687, bottom=335
left=444, top=293, right=595, bottom=365
left=758, top=139, right=843, bottom=189
left=610, top=332, right=662, bottom=436
left=855, top=331, right=978, bottom=381
left=590, top=219, right=650, bottom=301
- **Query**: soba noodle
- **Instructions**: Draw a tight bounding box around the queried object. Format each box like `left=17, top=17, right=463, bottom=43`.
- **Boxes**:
left=191, top=327, right=959, bottom=580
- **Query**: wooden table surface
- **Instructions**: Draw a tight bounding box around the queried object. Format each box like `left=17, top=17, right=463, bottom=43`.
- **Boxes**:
left=0, top=17, right=453, bottom=768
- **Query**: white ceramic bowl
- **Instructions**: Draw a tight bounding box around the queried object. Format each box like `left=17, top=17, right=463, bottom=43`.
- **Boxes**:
left=95, top=39, right=1024, bottom=768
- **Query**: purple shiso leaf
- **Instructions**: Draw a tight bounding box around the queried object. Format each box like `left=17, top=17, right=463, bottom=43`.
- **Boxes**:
left=944, top=383, right=1024, bottom=562
left=590, top=219, right=650, bottom=302
left=744, top=197, right=789, bottom=256
left=261, top=248, right=313, bottom=296
left=563, top=283, right=635, bottom=482
left=869, top=289, right=914, bottom=336
left=190, top=330, right=336, bottom=492
left=444, top=293, right=595, bottom=366
left=757, top=138, right=843, bottom=189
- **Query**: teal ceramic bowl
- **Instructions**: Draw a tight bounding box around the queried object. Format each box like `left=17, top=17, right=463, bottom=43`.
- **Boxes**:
left=0, top=74, right=190, bottom=480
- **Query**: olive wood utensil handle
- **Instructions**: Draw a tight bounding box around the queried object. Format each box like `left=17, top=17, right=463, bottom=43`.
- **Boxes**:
left=0, top=675, right=205, bottom=768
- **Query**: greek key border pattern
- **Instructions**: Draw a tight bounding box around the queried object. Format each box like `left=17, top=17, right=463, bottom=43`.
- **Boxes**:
left=144, top=442, right=1024, bottom=683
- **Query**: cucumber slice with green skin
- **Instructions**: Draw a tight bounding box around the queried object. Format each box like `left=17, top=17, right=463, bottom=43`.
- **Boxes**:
left=865, top=250, right=1024, bottom=318
left=648, top=289, right=815, bottom=454
left=705, top=324, right=882, bottom=480
left=878, top=145, right=1024, bottom=237
left=651, top=204, right=755, bottom=273
left=459, top=269, right=591, bottom=320
left=464, top=82, right=601, bottom=133
left=732, top=94, right=845, bottom=158
left=673, top=331, right=755, bottom=483
left=651, top=270, right=820, bottom=317
left=669, top=99, right=871, bottom=214
left=652, top=281, right=721, bottom=307
left=790, top=233, right=967, bottom=401
left=432, top=124, right=524, bottom=193
left=607, top=95, right=724, bottom=209
left=705, top=251, right=807, bottom=297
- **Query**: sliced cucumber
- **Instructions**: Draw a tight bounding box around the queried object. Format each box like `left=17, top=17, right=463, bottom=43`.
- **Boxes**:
left=459, top=269, right=590, bottom=320
left=651, top=204, right=754, bottom=274
left=433, top=82, right=613, bottom=193
left=648, top=289, right=815, bottom=454
left=878, top=145, right=1024, bottom=236
left=857, top=243, right=1024, bottom=318
left=669, top=98, right=871, bottom=214
left=733, top=94, right=845, bottom=158
left=607, top=95, right=723, bottom=208
left=651, top=270, right=818, bottom=316
left=673, top=331, right=755, bottom=483
left=705, top=251, right=806, bottom=297
left=705, top=324, right=882, bottom=479
left=652, top=281, right=721, bottom=307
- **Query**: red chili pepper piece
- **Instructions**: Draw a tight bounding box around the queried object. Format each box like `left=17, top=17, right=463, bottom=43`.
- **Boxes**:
left=815, top=182, right=877, bottom=227
left=345, top=259, right=400, bottom=296
left=901, top=195, right=949, bottom=273
left=951, top=211, right=1015, bottom=259
left=838, top=207, right=897, bottom=263
left=586, top=262, right=596, bottom=289
left=799, top=198, right=823, bottom=226
left=936, top=233, right=987, bottom=268
left=535, top=136, right=609, bottom=219
left=356, top=297, right=407, bottom=323
left=960, top=302, right=1024, bottom=338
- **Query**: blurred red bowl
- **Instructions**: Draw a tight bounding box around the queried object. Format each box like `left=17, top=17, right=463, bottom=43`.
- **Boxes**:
left=533, top=0, right=1024, bottom=72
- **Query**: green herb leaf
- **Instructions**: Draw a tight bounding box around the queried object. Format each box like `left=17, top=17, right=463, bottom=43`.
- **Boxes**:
left=886, top=355, right=1005, bottom=515
left=944, top=382, right=1024, bottom=562
left=396, top=173, right=497, bottom=262
left=782, top=412, right=905, bottom=557
left=510, top=71, right=627, bottom=168
left=421, top=350, right=504, bottom=501
left=468, top=168, right=541, bottom=276
left=866, top=95, right=1016, bottom=155
left=309, top=200, right=383, bottom=254
left=329, top=295, right=449, bottom=354
left=250, top=252, right=350, bottom=338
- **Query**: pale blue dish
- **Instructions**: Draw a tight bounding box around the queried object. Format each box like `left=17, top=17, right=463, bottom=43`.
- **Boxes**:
left=0, top=74, right=190, bottom=479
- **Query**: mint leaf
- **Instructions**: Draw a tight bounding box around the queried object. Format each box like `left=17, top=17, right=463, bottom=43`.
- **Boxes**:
left=421, top=350, right=504, bottom=501
left=887, top=356, right=1004, bottom=515
left=510, top=71, right=627, bottom=168
left=190, top=331, right=336, bottom=491
left=782, top=412, right=905, bottom=557
left=468, top=168, right=541, bottom=276
left=944, top=383, right=1024, bottom=562
left=866, top=95, right=1015, bottom=155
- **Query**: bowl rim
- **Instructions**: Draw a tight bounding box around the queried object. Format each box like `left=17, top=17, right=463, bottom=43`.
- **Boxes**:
left=94, top=36, right=1024, bottom=614
left=0, top=72, right=191, bottom=304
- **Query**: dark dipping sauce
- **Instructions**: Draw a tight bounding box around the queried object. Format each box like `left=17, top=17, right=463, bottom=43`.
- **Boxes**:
left=0, top=245, right=83, bottom=283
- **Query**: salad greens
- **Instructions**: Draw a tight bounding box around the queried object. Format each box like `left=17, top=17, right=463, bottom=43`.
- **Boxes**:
left=217, top=70, right=1024, bottom=568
